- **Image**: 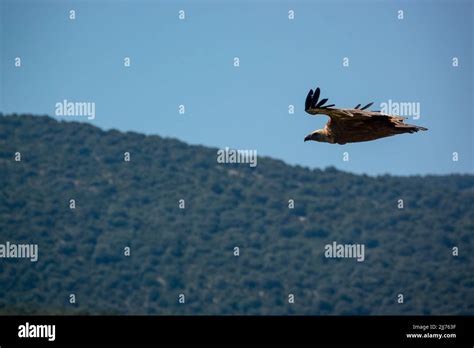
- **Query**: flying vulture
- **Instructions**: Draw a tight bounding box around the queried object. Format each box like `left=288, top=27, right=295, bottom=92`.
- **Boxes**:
left=304, top=87, right=427, bottom=144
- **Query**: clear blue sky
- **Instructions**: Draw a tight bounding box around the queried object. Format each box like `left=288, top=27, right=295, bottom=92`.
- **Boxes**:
left=1, top=0, right=472, bottom=175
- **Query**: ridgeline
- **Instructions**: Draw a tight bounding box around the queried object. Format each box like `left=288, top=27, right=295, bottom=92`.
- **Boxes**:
left=0, top=115, right=472, bottom=315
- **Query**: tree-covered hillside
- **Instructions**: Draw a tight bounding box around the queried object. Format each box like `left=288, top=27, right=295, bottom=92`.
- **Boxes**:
left=0, top=115, right=473, bottom=315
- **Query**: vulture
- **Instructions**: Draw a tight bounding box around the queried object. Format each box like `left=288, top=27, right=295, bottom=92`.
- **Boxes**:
left=304, top=87, right=427, bottom=144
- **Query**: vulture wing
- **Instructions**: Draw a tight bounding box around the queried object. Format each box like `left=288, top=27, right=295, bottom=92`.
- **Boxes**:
left=324, top=109, right=427, bottom=144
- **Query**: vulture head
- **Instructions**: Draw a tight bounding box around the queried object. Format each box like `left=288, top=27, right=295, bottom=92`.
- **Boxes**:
left=304, top=129, right=332, bottom=143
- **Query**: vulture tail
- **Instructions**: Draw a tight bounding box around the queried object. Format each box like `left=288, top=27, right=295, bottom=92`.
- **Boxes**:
left=396, top=123, right=428, bottom=133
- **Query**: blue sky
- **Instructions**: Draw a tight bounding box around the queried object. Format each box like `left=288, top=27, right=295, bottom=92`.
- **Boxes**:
left=1, top=0, right=472, bottom=175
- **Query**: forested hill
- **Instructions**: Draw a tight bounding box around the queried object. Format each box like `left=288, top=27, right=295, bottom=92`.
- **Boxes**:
left=0, top=114, right=473, bottom=315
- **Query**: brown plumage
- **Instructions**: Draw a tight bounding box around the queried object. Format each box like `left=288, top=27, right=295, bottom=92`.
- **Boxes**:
left=304, top=87, right=427, bottom=144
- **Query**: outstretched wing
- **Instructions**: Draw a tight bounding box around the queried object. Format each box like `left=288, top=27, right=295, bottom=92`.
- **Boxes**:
left=305, top=87, right=400, bottom=121
left=305, top=88, right=335, bottom=114
left=329, top=110, right=426, bottom=143
left=306, top=87, right=378, bottom=115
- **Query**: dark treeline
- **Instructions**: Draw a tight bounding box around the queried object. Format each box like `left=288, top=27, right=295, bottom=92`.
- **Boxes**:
left=0, top=115, right=472, bottom=315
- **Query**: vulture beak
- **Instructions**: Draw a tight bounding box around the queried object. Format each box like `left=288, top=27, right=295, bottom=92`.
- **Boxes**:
left=304, top=134, right=312, bottom=142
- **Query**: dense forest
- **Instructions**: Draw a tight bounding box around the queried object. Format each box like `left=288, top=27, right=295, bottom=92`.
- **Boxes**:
left=0, top=114, right=473, bottom=315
